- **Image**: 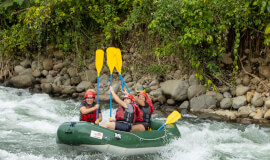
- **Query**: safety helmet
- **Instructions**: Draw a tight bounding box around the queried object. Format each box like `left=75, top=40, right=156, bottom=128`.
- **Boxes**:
left=84, top=91, right=95, bottom=98
left=137, top=92, right=148, bottom=98
left=135, top=86, right=146, bottom=93
left=123, top=94, right=135, bottom=103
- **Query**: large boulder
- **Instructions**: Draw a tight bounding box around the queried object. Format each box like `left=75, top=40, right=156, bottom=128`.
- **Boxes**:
left=190, top=94, right=217, bottom=111
left=76, top=81, right=92, bottom=92
left=67, top=67, right=77, bottom=77
left=160, top=80, right=189, bottom=101
left=80, top=70, right=97, bottom=83
left=9, top=74, right=33, bottom=88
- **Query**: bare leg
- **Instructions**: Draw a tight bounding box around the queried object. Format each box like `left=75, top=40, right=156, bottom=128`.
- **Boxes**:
left=102, top=122, right=116, bottom=130
left=130, top=124, right=145, bottom=132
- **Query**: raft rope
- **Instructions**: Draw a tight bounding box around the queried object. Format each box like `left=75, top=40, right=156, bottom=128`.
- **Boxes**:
left=115, top=127, right=168, bottom=142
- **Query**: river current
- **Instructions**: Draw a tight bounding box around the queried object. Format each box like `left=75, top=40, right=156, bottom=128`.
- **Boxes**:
left=0, top=86, right=270, bottom=160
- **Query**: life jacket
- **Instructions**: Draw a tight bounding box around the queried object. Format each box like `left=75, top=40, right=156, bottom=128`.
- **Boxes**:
left=115, top=103, right=138, bottom=124
left=80, top=101, right=97, bottom=122
left=135, top=99, right=154, bottom=124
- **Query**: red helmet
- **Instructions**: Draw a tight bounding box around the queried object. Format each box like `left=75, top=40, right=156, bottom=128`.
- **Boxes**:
left=137, top=92, right=148, bottom=98
left=84, top=91, right=95, bottom=98
left=123, top=94, right=135, bottom=103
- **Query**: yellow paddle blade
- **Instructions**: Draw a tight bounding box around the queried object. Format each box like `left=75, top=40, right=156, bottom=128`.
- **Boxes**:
left=106, top=47, right=116, bottom=74
left=165, top=110, right=181, bottom=125
left=95, top=49, right=104, bottom=76
left=114, top=48, right=122, bottom=75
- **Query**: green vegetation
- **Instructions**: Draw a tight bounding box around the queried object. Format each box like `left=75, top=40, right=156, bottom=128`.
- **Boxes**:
left=1, top=0, right=270, bottom=79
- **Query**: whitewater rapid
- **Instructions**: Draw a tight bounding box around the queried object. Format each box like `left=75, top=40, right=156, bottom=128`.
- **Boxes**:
left=0, top=86, right=270, bottom=160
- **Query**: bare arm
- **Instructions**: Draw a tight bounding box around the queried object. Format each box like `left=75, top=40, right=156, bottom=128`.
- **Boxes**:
left=109, top=86, right=128, bottom=108
left=80, top=104, right=99, bottom=114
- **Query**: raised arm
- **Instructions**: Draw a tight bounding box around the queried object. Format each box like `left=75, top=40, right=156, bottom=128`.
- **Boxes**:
left=109, top=86, right=128, bottom=108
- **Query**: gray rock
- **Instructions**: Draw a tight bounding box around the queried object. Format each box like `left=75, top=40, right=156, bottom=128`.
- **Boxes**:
left=188, top=85, right=206, bottom=99
left=220, top=85, right=230, bottom=93
left=62, top=86, right=76, bottom=95
left=46, top=75, right=55, bottom=83
left=32, top=69, right=41, bottom=77
left=52, top=84, right=62, bottom=94
left=41, top=83, right=52, bottom=93
left=10, top=74, right=33, bottom=88
left=161, top=80, right=189, bottom=101
left=20, top=59, right=31, bottom=68
left=42, top=70, right=48, bottom=76
left=149, top=79, right=158, bottom=87
left=179, top=101, right=189, bottom=109
left=149, top=89, right=162, bottom=97
left=53, top=63, right=64, bottom=71
left=251, top=92, right=264, bottom=107
left=71, top=76, right=81, bottom=85
left=223, top=92, right=232, bottom=98
left=167, top=99, right=175, bottom=105
left=14, top=65, right=25, bottom=75
left=232, top=96, right=247, bottom=109
left=63, top=78, right=71, bottom=86
left=236, top=85, right=250, bottom=96
left=242, top=75, right=250, bottom=86
left=54, top=50, right=64, bottom=59
left=265, top=100, right=270, bottom=109
left=220, top=98, right=232, bottom=109
left=43, top=58, right=53, bottom=70
left=80, top=70, right=97, bottom=83
left=189, top=74, right=200, bottom=85
left=67, top=67, right=77, bottom=77
left=76, top=81, right=92, bottom=92
left=190, top=94, right=217, bottom=111
left=206, top=91, right=224, bottom=103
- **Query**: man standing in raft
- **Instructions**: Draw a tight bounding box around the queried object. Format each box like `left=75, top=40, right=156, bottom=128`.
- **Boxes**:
left=102, top=86, right=138, bottom=132
left=130, top=86, right=154, bottom=132
left=80, top=90, right=102, bottom=124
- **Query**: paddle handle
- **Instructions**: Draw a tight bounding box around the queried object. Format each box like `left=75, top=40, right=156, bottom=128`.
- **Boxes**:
left=119, top=73, right=125, bottom=95
left=157, top=124, right=166, bottom=131
left=96, top=76, right=99, bottom=120
left=110, top=74, right=112, bottom=118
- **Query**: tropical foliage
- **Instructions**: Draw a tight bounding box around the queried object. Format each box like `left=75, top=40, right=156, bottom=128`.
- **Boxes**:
left=1, top=0, right=270, bottom=77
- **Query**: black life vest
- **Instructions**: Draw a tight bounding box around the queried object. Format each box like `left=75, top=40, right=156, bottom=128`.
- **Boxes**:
left=135, top=101, right=152, bottom=125
left=115, top=103, right=138, bottom=124
left=80, top=101, right=97, bottom=122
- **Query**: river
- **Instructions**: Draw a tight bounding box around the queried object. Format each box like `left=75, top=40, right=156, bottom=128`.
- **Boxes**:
left=0, top=86, right=270, bottom=160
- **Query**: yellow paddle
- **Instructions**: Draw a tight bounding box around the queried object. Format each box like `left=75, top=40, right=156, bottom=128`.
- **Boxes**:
left=106, top=47, right=116, bottom=120
left=114, top=48, right=131, bottom=93
left=157, top=111, right=181, bottom=130
left=95, top=49, right=104, bottom=123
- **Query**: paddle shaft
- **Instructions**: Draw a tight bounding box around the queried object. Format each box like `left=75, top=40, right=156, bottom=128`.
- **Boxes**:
left=96, top=76, right=100, bottom=119
left=157, top=124, right=166, bottom=131
left=110, top=74, right=112, bottom=118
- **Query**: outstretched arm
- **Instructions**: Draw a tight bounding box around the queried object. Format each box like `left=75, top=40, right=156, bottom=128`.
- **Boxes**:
left=109, top=86, right=127, bottom=108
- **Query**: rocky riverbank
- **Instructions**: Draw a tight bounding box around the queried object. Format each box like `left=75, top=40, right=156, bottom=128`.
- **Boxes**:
left=1, top=51, right=270, bottom=125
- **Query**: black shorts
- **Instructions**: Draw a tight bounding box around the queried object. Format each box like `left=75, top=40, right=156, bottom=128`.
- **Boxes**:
left=134, top=122, right=149, bottom=130
left=115, top=121, right=132, bottom=132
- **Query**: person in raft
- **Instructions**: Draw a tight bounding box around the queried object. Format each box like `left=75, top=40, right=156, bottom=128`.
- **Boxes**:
left=125, top=86, right=154, bottom=132
left=80, top=90, right=102, bottom=124
left=102, top=86, right=138, bottom=132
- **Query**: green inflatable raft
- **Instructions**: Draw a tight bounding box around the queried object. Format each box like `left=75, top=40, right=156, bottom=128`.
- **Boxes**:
left=56, top=120, right=181, bottom=156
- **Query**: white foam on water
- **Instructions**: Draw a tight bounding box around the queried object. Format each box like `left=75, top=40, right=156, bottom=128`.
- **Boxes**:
left=0, top=149, right=56, bottom=160
left=159, top=120, right=270, bottom=160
